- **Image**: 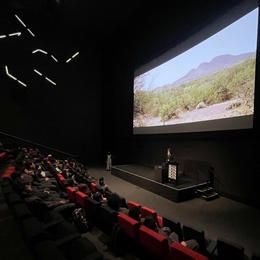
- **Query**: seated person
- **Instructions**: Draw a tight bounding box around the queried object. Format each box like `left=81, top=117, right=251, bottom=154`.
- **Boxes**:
left=77, top=183, right=92, bottom=197
left=11, top=171, right=54, bottom=194
left=92, top=191, right=107, bottom=204
left=14, top=160, right=57, bottom=190
left=34, top=164, right=54, bottom=178
left=20, top=183, right=75, bottom=220
left=18, top=182, right=63, bottom=199
left=143, top=215, right=199, bottom=251
left=107, top=192, right=128, bottom=215
left=0, top=142, right=20, bottom=157
left=96, top=177, right=111, bottom=193
left=143, top=214, right=171, bottom=238
left=128, top=205, right=143, bottom=223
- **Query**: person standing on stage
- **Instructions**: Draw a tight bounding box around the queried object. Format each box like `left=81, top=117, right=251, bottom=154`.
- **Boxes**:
left=106, top=151, right=112, bottom=171
left=166, top=148, right=173, bottom=162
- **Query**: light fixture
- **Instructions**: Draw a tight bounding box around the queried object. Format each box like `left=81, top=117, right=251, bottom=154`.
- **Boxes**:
left=17, top=80, right=27, bottom=87
left=72, top=52, right=79, bottom=58
left=34, top=69, right=57, bottom=85
left=8, top=32, right=21, bottom=37
left=27, top=28, right=35, bottom=37
left=34, top=69, right=42, bottom=76
left=5, top=65, right=27, bottom=87
left=45, top=77, right=56, bottom=85
left=51, top=55, right=58, bottom=62
left=66, top=52, right=79, bottom=63
left=15, top=14, right=26, bottom=27
left=32, top=49, right=48, bottom=54
left=0, top=32, right=21, bottom=40
left=32, top=49, right=59, bottom=62
left=15, top=14, right=35, bottom=37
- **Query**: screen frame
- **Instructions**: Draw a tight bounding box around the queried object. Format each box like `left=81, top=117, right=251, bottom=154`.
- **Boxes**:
left=133, top=0, right=259, bottom=135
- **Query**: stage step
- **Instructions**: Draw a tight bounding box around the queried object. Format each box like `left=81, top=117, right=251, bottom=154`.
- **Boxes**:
left=202, top=191, right=219, bottom=200
left=196, top=186, right=219, bottom=200
left=197, top=187, right=213, bottom=193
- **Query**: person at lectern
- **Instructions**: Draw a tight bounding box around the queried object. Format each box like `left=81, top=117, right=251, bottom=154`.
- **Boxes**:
left=166, top=148, right=173, bottom=162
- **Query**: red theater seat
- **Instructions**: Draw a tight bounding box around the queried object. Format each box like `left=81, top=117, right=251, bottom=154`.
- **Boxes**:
left=117, top=213, right=140, bottom=241
left=56, top=173, right=66, bottom=188
left=66, top=186, right=77, bottom=203
left=127, top=200, right=141, bottom=209
left=171, top=242, right=208, bottom=260
left=0, top=152, right=6, bottom=160
left=90, top=182, right=98, bottom=194
left=74, top=191, right=88, bottom=208
left=2, top=165, right=16, bottom=180
left=141, top=206, right=162, bottom=227
left=139, top=225, right=170, bottom=260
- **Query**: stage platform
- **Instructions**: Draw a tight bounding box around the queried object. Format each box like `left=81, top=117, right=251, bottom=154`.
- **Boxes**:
left=111, top=164, right=209, bottom=203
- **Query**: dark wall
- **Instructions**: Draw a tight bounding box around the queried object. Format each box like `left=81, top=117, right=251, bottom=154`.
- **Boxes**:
left=0, top=3, right=103, bottom=164
left=100, top=0, right=260, bottom=208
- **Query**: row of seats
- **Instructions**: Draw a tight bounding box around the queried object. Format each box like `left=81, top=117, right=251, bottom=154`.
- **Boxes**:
left=118, top=212, right=208, bottom=260
left=125, top=201, right=260, bottom=260
left=65, top=185, right=119, bottom=235
left=62, top=182, right=209, bottom=259
left=0, top=159, right=104, bottom=260
left=64, top=181, right=260, bottom=260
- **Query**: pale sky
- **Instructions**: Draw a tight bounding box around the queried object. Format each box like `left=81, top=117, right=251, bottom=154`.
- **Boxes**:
left=139, top=8, right=258, bottom=90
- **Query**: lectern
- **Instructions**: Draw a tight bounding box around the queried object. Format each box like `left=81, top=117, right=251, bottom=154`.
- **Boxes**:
left=167, top=161, right=179, bottom=184
left=154, top=161, right=179, bottom=184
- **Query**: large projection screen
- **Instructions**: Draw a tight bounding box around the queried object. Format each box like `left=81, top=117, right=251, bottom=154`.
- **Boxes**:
left=133, top=1, right=258, bottom=135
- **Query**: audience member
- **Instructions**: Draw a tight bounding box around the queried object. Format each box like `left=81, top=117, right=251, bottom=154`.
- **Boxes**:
left=107, top=192, right=128, bottom=214
left=128, top=206, right=143, bottom=223
left=96, top=177, right=111, bottom=193
left=143, top=215, right=199, bottom=251
left=14, top=159, right=57, bottom=190
left=93, top=191, right=107, bottom=204
left=143, top=214, right=171, bottom=237
left=0, top=142, right=20, bottom=157
left=77, top=183, right=92, bottom=197
left=20, top=183, right=75, bottom=220
left=21, top=165, right=58, bottom=191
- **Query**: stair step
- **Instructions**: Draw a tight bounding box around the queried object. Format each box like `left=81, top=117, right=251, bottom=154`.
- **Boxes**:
left=197, top=187, right=213, bottom=193
left=202, top=191, right=219, bottom=200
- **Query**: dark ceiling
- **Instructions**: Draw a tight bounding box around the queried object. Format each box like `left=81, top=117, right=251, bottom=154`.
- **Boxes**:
left=1, top=0, right=248, bottom=69
left=4, top=0, right=242, bottom=42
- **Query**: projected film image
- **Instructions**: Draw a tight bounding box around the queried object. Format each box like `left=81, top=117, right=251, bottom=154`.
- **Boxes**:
left=133, top=7, right=258, bottom=134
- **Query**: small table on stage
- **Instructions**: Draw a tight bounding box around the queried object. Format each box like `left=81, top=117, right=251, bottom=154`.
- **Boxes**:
left=154, top=165, right=168, bottom=183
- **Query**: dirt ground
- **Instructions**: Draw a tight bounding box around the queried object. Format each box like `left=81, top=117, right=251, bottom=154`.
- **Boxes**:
left=138, top=100, right=251, bottom=127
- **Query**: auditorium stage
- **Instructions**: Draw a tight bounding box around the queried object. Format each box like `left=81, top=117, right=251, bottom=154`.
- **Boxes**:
left=111, top=164, right=208, bottom=203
